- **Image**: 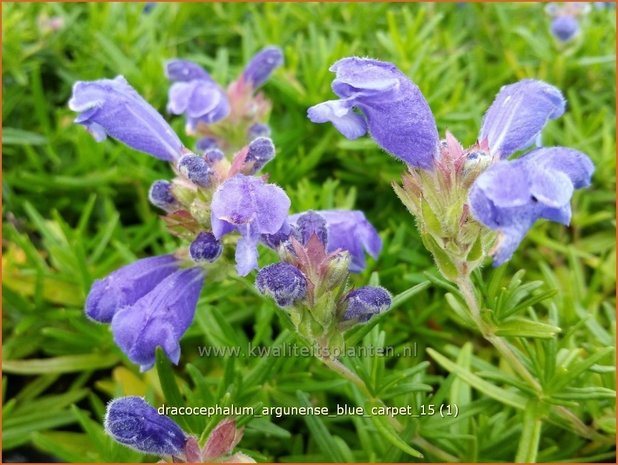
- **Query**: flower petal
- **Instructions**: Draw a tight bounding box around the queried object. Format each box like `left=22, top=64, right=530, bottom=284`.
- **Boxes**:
left=111, top=267, right=204, bottom=371
left=479, top=79, right=566, bottom=158
left=307, top=100, right=367, bottom=139
left=165, top=59, right=213, bottom=82
left=69, top=76, right=184, bottom=161
left=242, top=46, right=284, bottom=88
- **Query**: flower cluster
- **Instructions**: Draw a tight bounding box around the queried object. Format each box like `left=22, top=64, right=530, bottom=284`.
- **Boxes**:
left=256, top=209, right=391, bottom=354
left=105, top=397, right=253, bottom=462
left=309, top=57, right=593, bottom=277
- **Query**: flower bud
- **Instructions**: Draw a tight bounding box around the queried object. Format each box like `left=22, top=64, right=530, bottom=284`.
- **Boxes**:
left=342, top=286, right=392, bottom=323
left=296, top=211, right=328, bottom=246
left=248, top=123, right=271, bottom=140
left=148, top=180, right=177, bottom=210
left=256, top=263, right=307, bottom=307
left=245, top=137, right=275, bottom=173
left=204, top=148, right=225, bottom=164
left=189, top=232, right=223, bottom=263
left=104, top=396, right=187, bottom=456
left=196, top=136, right=219, bottom=153
left=242, top=47, right=284, bottom=88
left=178, top=154, right=213, bottom=187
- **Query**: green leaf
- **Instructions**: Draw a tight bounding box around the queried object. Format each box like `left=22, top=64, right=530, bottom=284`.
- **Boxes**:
left=494, top=318, right=562, bottom=339
left=2, top=354, right=118, bottom=374
left=427, top=348, right=527, bottom=410
left=367, top=403, right=424, bottom=459
left=515, top=399, right=543, bottom=463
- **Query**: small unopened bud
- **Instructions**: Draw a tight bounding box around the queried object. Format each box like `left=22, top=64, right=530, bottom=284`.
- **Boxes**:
left=256, top=263, right=307, bottom=307
left=196, top=136, right=219, bottom=153
left=189, top=232, right=223, bottom=263
left=148, top=180, right=176, bottom=210
left=342, top=286, right=392, bottom=323
left=245, top=137, right=275, bottom=173
left=178, top=154, right=213, bottom=187
left=463, top=150, right=492, bottom=176
left=248, top=123, right=271, bottom=141
left=104, top=396, right=187, bottom=457
left=296, top=211, right=328, bottom=246
left=242, top=47, right=284, bottom=88
left=204, top=148, right=225, bottom=164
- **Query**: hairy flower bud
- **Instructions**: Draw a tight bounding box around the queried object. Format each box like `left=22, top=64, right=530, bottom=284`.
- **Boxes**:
left=178, top=154, right=213, bottom=187
left=245, top=137, right=275, bottom=173
left=189, top=232, right=223, bottom=263
left=204, top=148, right=225, bottom=164
left=248, top=123, right=271, bottom=140
left=242, top=46, right=284, bottom=88
left=104, top=396, right=187, bottom=456
left=342, top=286, right=392, bottom=323
left=256, top=263, right=307, bottom=307
left=148, top=180, right=177, bottom=210
left=196, top=136, right=219, bottom=153
left=296, top=211, right=328, bottom=246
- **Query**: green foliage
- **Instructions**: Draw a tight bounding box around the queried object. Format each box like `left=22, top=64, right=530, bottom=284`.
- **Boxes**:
left=2, top=2, right=615, bottom=463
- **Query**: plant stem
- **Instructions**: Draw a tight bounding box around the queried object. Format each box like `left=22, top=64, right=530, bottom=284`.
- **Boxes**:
left=455, top=274, right=542, bottom=393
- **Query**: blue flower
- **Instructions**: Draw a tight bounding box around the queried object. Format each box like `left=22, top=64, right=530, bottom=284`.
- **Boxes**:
left=111, top=267, right=204, bottom=371
left=85, top=254, right=179, bottom=323
left=307, top=57, right=439, bottom=169
left=211, top=174, right=291, bottom=276
left=165, top=59, right=230, bottom=131
left=469, top=147, right=594, bottom=265
left=342, top=286, right=392, bottom=323
left=68, top=76, right=184, bottom=161
left=256, top=263, right=308, bottom=307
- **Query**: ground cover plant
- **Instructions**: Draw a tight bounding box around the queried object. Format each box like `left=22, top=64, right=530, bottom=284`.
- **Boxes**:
left=2, top=2, right=616, bottom=463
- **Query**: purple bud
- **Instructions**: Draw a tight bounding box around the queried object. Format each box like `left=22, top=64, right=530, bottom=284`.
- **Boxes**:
left=342, top=286, right=392, bottom=323
left=111, top=267, right=204, bottom=370
left=308, top=57, right=439, bottom=169
left=242, top=46, right=284, bottom=88
left=245, top=137, right=275, bottom=173
left=296, top=211, right=328, bottom=246
left=189, top=232, right=223, bottom=263
left=551, top=15, right=580, bottom=42
left=104, top=396, right=186, bottom=456
left=248, top=123, right=271, bottom=141
left=85, top=254, right=179, bottom=323
left=204, top=148, right=225, bottom=164
left=261, top=222, right=293, bottom=249
left=256, top=263, right=307, bottom=307
left=178, top=154, right=213, bottom=187
left=196, top=136, right=219, bottom=153
left=165, top=59, right=213, bottom=83
left=68, top=76, right=184, bottom=161
left=148, top=180, right=176, bottom=210
left=479, top=79, right=565, bottom=159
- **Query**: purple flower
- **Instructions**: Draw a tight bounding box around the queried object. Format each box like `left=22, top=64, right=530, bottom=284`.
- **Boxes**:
left=189, top=232, right=223, bottom=263
left=211, top=175, right=291, bottom=276
left=342, top=286, right=392, bottom=323
left=307, top=57, right=439, bottom=169
left=85, top=254, right=179, bottom=323
left=165, top=59, right=230, bottom=130
left=289, top=210, right=382, bottom=273
left=105, top=396, right=186, bottom=456
left=242, top=47, right=284, bottom=88
left=256, top=263, right=307, bottom=307
left=68, top=76, right=184, bottom=161
left=204, top=148, right=225, bottom=164
left=245, top=136, right=275, bottom=173
left=469, top=147, right=594, bottom=265
left=551, top=15, right=580, bottom=42
left=111, top=267, right=204, bottom=371
left=479, top=80, right=565, bottom=159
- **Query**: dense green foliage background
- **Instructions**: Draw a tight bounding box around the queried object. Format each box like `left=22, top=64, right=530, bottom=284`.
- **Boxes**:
left=2, top=2, right=616, bottom=462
